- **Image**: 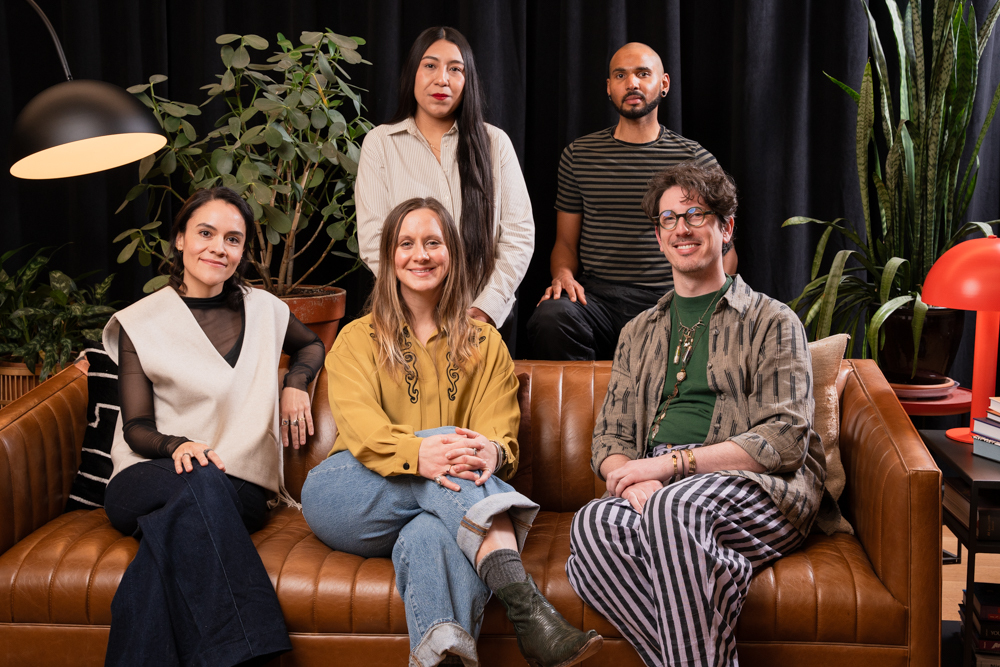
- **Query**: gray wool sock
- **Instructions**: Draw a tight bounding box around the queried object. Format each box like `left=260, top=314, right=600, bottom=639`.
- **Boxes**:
left=478, top=548, right=527, bottom=592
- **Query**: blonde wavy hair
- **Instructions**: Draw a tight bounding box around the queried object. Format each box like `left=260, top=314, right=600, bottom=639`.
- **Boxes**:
left=367, top=198, right=481, bottom=379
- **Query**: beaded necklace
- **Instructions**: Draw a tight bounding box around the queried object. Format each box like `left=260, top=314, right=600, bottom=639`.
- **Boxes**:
left=648, top=282, right=728, bottom=441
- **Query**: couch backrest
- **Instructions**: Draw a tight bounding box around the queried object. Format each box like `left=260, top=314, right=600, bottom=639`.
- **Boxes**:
left=284, top=360, right=612, bottom=512
left=285, top=358, right=858, bottom=514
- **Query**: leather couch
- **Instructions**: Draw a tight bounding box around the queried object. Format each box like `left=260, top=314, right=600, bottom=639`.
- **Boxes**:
left=0, top=359, right=940, bottom=666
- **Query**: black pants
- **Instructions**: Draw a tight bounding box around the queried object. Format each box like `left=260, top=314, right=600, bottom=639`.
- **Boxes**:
left=103, top=460, right=291, bottom=667
left=526, top=274, right=663, bottom=360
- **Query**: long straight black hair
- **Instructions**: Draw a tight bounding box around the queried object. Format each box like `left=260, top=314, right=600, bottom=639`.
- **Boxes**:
left=389, top=26, right=496, bottom=296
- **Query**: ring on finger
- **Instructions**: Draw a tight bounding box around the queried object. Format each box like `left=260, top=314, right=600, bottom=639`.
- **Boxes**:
left=434, top=476, right=442, bottom=486
left=291, top=419, right=299, bottom=426
left=281, top=419, right=289, bottom=426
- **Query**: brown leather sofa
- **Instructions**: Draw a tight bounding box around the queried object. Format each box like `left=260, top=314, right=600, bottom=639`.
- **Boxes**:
left=0, top=359, right=940, bottom=666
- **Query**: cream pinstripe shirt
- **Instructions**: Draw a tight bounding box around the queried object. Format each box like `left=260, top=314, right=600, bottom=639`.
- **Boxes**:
left=356, top=118, right=535, bottom=326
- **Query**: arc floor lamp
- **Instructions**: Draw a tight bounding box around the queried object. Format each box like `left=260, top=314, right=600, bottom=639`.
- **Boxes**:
left=8, top=0, right=165, bottom=179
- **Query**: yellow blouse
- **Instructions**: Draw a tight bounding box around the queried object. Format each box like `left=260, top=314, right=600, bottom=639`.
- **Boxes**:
left=326, top=314, right=520, bottom=480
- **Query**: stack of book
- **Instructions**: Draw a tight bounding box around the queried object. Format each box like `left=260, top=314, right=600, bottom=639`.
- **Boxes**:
left=963, top=584, right=1000, bottom=666
left=972, top=398, right=1000, bottom=463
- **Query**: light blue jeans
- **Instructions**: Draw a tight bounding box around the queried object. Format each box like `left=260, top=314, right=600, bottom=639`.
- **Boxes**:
left=300, top=428, right=539, bottom=667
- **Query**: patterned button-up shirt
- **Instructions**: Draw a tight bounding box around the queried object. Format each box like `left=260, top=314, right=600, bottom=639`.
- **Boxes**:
left=593, top=275, right=826, bottom=536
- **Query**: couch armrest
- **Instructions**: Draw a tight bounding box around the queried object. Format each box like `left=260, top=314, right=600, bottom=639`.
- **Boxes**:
left=0, top=366, right=88, bottom=556
left=838, top=359, right=940, bottom=666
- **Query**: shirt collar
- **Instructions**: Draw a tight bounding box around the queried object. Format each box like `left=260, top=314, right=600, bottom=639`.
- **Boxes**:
left=649, top=273, right=751, bottom=321
left=391, top=116, right=459, bottom=138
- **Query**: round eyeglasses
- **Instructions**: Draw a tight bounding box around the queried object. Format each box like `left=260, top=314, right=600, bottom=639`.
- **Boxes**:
left=656, top=207, right=717, bottom=231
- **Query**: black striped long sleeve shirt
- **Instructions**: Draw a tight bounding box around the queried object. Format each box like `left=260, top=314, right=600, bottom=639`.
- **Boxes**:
left=592, top=275, right=827, bottom=536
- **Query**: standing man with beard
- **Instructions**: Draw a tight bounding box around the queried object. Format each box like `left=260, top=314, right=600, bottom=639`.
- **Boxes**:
left=527, top=43, right=736, bottom=360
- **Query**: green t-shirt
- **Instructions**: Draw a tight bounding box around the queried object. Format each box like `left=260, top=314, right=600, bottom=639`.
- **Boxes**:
left=649, top=276, right=733, bottom=449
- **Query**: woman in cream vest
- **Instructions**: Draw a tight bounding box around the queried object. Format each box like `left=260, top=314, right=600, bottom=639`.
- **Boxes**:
left=101, top=187, right=324, bottom=667
left=300, top=198, right=601, bottom=667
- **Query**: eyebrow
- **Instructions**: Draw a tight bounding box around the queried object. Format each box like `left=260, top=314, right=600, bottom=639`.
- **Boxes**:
left=195, top=222, right=243, bottom=237
left=611, top=66, right=653, bottom=74
left=421, top=54, right=464, bottom=66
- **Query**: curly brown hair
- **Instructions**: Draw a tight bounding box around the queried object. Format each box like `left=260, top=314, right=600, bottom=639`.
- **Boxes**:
left=166, top=187, right=253, bottom=310
left=641, top=161, right=738, bottom=229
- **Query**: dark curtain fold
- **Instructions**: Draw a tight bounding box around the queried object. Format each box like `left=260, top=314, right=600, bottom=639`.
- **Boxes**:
left=2, top=1, right=998, bottom=392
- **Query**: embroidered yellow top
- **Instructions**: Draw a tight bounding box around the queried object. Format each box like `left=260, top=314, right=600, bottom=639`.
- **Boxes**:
left=325, top=313, right=520, bottom=480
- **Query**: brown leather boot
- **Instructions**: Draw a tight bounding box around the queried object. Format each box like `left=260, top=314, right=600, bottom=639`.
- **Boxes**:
left=495, top=575, right=603, bottom=667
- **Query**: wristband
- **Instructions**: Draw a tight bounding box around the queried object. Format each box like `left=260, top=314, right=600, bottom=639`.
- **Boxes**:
left=671, top=452, right=679, bottom=483
left=686, top=449, right=696, bottom=476
left=490, top=440, right=505, bottom=472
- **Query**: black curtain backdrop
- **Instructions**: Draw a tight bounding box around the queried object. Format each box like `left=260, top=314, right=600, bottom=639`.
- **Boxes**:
left=2, top=0, right=999, bottom=399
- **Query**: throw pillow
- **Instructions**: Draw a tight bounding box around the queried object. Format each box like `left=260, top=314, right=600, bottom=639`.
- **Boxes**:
left=64, top=343, right=119, bottom=511
left=808, top=333, right=852, bottom=534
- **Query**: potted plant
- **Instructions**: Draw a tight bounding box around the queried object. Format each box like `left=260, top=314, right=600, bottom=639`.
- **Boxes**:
left=0, top=246, right=116, bottom=404
left=115, top=30, right=372, bottom=348
left=784, top=0, right=999, bottom=381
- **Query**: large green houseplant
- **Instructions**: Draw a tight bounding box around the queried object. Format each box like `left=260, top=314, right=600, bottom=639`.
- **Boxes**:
left=785, top=0, right=1000, bottom=373
left=0, top=247, right=115, bottom=382
left=115, top=30, right=371, bottom=297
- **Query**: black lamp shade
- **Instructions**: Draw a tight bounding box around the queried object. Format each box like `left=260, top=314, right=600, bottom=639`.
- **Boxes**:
left=10, top=79, right=166, bottom=179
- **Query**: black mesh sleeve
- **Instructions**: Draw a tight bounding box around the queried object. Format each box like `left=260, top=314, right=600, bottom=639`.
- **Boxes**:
left=117, top=328, right=189, bottom=458
left=282, top=314, right=325, bottom=391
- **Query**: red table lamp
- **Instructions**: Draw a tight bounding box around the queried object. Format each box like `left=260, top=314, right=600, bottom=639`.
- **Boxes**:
left=922, top=236, right=1000, bottom=443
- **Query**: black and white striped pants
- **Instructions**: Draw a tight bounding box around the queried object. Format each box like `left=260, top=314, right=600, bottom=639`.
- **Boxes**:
left=566, top=474, right=805, bottom=667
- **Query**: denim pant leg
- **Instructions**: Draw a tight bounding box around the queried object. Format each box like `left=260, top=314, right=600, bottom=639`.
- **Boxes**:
left=103, top=460, right=291, bottom=667
left=301, top=449, right=539, bottom=667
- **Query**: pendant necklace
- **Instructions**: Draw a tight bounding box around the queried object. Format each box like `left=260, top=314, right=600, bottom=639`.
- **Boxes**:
left=649, top=283, right=727, bottom=441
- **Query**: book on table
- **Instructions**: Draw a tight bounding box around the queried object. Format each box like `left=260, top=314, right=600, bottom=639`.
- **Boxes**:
left=990, top=397, right=1000, bottom=414
left=989, top=407, right=1000, bottom=424
left=944, top=479, right=1000, bottom=540
left=972, top=584, right=1000, bottom=622
left=974, top=434, right=1000, bottom=464
left=975, top=418, right=1000, bottom=441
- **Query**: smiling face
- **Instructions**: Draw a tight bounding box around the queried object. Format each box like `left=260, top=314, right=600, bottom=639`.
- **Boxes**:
left=413, top=39, right=466, bottom=124
left=607, top=44, right=670, bottom=120
left=174, top=199, right=246, bottom=298
left=655, top=185, right=733, bottom=290
left=394, top=208, right=451, bottom=306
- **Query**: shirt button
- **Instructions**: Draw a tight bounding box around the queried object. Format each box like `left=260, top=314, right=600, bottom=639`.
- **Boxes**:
left=706, top=362, right=712, bottom=369
left=719, top=395, right=725, bottom=401
left=403, top=462, right=410, bottom=470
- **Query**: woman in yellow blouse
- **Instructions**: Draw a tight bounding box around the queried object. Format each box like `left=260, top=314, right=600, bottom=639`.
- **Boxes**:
left=301, top=198, right=601, bottom=667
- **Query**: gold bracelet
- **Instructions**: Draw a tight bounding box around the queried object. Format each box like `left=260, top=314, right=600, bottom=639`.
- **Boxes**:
left=671, top=452, right=679, bottom=482
left=686, top=449, right=696, bottom=476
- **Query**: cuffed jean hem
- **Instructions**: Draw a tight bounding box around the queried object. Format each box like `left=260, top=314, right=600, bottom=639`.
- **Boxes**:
left=457, top=491, right=539, bottom=564
left=410, top=621, right=479, bottom=667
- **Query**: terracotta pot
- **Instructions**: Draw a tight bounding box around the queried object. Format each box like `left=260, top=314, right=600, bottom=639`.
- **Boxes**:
left=278, top=286, right=347, bottom=351
left=876, top=306, right=965, bottom=385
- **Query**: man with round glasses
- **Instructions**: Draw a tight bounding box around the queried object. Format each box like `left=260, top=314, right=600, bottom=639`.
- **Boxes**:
left=565, top=162, right=829, bottom=666
left=527, top=42, right=736, bottom=360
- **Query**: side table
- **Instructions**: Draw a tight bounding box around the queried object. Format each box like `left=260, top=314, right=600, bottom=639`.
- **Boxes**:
left=921, top=429, right=1000, bottom=667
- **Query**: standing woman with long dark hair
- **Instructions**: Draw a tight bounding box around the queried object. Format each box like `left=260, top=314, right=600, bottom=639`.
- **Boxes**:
left=355, top=26, right=533, bottom=350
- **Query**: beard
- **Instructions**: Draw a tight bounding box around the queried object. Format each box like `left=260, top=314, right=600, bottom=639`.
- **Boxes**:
left=616, top=91, right=662, bottom=119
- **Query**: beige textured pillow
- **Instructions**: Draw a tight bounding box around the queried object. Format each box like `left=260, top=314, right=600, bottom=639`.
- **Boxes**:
left=809, top=333, right=852, bottom=533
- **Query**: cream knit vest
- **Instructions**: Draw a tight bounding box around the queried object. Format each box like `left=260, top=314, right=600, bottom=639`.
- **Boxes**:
left=103, top=287, right=289, bottom=493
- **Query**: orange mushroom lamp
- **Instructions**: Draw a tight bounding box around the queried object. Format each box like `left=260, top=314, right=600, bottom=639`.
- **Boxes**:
left=922, top=235, right=1000, bottom=443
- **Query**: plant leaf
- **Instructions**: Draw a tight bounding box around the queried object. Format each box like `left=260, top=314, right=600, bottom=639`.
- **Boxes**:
left=118, top=238, right=140, bottom=263
left=866, top=294, right=915, bottom=364
left=143, top=275, right=171, bottom=293
left=232, top=46, right=251, bottom=69
left=244, top=34, right=269, bottom=50
left=262, top=205, right=292, bottom=233
left=216, top=34, right=242, bottom=44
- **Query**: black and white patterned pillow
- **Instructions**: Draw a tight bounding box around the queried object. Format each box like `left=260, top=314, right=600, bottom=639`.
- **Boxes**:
left=65, top=343, right=119, bottom=511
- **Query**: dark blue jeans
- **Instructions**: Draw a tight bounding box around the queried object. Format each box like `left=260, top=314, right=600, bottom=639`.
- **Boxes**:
left=527, top=274, right=664, bottom=360
left=103, top=459, right=291, bottom=667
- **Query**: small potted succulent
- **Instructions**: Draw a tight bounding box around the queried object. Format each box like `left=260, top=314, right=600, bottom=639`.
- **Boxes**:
left=115, top=29, right=372, bottom=348
left=0, top=246, right=116, bottom=404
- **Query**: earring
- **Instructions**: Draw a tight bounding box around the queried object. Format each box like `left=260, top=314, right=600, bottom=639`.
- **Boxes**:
left=608, top=94, right=612, bottom=100
left=661, top=90, right=667, bottom=97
